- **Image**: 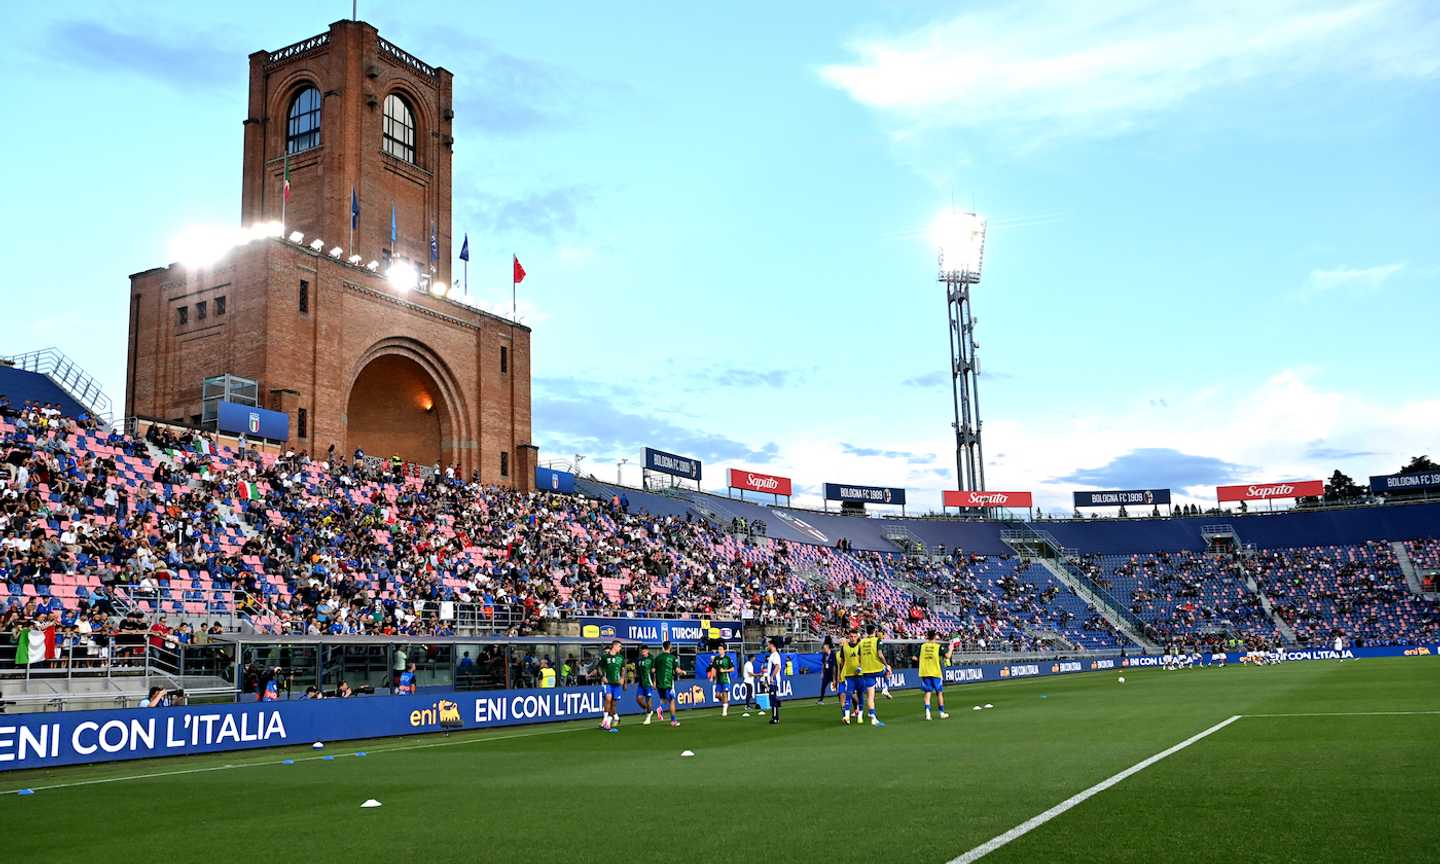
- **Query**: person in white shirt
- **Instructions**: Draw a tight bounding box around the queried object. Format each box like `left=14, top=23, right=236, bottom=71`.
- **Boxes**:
left=741, top=657, right=757, bottom=712
left=764, top=638, right=783, bottom=725
left=1333, top=634, right=1345, bottom=662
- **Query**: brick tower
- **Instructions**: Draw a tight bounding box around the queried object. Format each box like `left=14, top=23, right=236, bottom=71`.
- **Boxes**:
left=125, top=20, right=535, bottom=489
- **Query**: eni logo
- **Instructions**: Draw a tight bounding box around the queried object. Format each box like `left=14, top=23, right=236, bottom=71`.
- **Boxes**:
left=676, top=684, right=707, bottom=706
left=410, top=699, right=464, bottom=729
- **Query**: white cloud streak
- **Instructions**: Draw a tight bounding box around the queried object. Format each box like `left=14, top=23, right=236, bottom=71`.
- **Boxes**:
left=820, top=0, right=1440, bottom=138
left=1304, top=262, right=1405, bottom=297
left=747, top=368, right=1439, bottom=512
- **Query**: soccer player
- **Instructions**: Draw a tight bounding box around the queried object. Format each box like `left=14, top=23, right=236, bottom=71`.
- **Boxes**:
left=653, top=639, right=683, bottom=727
left=742, top=654, right=758, bottom=712
left=919, top=629, right=951, bottom=720
left=397, top=661, right=418, bottom=695
left=633, top=644, right=657, bottom=725
left=817, top=638, right=836, bottom=704
left=839, top=630, right=863, bottom=724
left=712, top=643, right=735, bottom=717
left=858, top=625, right=888, bottom=726
left=599, top=640, right=625, bottom=732
left=764, top=637, right=783, bottom=725
left=1333, top=633, right=1346, bottom=662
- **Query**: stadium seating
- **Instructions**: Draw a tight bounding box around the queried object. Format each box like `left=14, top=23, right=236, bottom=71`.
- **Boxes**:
left=4, top=395, right=1439, bottom=659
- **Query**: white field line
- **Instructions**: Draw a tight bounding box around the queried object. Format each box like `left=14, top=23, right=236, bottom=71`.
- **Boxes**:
left=946, top=715, right=1243, bottom=864
left=0, top=695, right=855, bottom=796
left=1241, top=710, right=1440, bottom=717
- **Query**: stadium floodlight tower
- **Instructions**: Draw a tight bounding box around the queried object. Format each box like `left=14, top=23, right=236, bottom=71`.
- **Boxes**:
left=933, top=210, right=988, bottom=493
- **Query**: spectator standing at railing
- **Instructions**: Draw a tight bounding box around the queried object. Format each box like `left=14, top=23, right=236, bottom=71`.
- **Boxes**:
left=392, top=645, right=408, bottom=693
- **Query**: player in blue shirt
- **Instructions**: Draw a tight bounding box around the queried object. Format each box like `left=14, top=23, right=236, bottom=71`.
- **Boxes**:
left=397, top=661, right=418, bottom=695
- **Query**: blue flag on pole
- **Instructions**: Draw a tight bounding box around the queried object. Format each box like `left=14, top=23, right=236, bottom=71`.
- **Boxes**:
left=430, top=228, right=439, bottom=262
left=350, top=187, right=360, bottom=231
left=389, top=205, right=397, bottom=246
left=459, top=234, right=469, bottom=262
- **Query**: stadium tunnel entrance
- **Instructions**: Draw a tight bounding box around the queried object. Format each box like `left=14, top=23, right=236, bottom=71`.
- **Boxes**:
left=345, top=349, right=458, bottom=469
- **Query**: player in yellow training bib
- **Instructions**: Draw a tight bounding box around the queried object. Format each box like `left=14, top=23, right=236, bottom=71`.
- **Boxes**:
left=857, top=625, right=888, bottom=727
left=838, top=631, right=863, bottom=724
left=918, top=630, right=952, bottom=720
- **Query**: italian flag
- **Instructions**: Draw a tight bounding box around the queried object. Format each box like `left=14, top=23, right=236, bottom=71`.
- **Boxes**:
left=237, top=481, right=261, bottom=501
left=16, top=625, right=59, bottom=665
left=283, top=150, right=292, bottom=202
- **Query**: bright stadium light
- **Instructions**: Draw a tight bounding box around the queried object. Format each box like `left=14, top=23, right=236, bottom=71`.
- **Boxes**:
left=931, top=209, right=987, bottom=283
left=170, top=225, right=244, bottom=270
left=251, top=221, right=284, bottom=241
left=348, top=254, right=363, bottom=265
left=288, top=231, right=305, bottom=244
left=309, top=238, right=325, bottom=252
left=328, top=246, right=344, bottom=258
left=387, top=260, right=419, bottom=290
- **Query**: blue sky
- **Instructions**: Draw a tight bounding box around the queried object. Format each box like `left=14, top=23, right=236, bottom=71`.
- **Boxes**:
left=2, top=1, right=1437, bottom=512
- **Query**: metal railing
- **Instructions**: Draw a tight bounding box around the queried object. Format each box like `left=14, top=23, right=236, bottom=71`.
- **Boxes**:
left=0, top=639, right=236, bottom=687
left=377, top=35, right=437, bottom=79
left=267, top=32, right=329, bottom=66
left=2, top=347, right=113, bottom=422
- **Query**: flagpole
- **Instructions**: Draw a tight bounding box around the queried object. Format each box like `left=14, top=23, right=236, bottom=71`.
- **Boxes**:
left=463, top=258, right=468, bottom=296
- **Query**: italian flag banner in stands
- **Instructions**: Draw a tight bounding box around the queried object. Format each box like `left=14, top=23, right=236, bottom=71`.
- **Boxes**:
left=238, top=481, right=261, bottom=500
left=16, top=625, right=59, bottom=665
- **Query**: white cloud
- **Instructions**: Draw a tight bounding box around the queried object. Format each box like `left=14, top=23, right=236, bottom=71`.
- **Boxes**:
left=1303, top=262, right=1404, bottom=297
left=749, top=368, right=1439, bottom=513
left=820, top=0, right=1440, bottom=138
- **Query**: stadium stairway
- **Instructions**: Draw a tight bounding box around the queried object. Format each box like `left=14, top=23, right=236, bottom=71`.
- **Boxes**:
left=1238, top=565, right=1300, bottom=644
left=1001, top=523, right=1159, bottom=650
left=1033, top=556, right=1158, bottom=651
left=1392, top=541, right=1438, bottom=601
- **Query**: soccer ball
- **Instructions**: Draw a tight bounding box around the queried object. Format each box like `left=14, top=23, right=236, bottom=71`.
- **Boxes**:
left=1117, top=676, right=1126, bottom=684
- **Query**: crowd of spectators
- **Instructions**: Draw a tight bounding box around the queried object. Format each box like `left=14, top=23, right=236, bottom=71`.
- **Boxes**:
left=3, top=397, right=1438, bottom=665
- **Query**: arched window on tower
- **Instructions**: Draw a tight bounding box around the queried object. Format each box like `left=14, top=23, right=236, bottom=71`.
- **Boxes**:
left=286, top=86, right=322, bottom=154
left=383, top=94, right=416, bottom=164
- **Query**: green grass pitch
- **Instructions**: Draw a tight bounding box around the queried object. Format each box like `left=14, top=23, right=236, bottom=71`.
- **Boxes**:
left=4, top=658, right=1437, bottom=863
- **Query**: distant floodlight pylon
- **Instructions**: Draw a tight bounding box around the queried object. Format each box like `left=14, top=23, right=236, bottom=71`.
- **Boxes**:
left=934, top=209, right=990, bottom=494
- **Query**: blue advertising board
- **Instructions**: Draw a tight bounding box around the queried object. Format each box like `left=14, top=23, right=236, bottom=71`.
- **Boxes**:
left=216, top=400, right=289, bottom=442
left=535, top=466, right=577, bottom=494
left=1073, top=489, right=1171, bottom=507
left=644, top=447, right=702, bottom=481
left=579, top=617, right=743, bottom=644
left=824, top=482, right=906, bottom=505
left=3, top=644, right=1435, bottom=771
left=1369, top=471, right=1440, bottom=495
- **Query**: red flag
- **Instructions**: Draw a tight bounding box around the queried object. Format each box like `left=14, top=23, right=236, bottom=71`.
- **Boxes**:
left=513, top=255, right=526, bottom=284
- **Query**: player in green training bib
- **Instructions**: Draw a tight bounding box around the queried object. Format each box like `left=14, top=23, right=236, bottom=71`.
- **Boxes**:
left=710, top=644, right=735, bottom=717
left=633, top=644, right=657, bottom=725
left=652, top=639, right=683, bottom=727
left=599, top=640, right=625, bottom=732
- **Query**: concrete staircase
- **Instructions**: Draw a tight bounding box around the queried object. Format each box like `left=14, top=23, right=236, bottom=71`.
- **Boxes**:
left=1238, top=570, right=1299, bottom=644
left=1033, top=557, right=1159, bottom=652
left=1000, top=524, right=1159, bottom=651
left=1392, top=541, right=1439, bottom=600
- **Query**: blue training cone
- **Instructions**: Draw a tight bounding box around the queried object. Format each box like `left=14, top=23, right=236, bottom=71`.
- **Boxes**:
left=322, top=755, right=335, bottom=761
left=281, top=759, right=295, bottom=765
left=355, top=751, right=367, bottom=757
left=17, top=788, right=35, bottom=796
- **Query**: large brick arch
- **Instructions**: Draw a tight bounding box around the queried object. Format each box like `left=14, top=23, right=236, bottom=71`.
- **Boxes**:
left=344, top=337, right=471, bottom=469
